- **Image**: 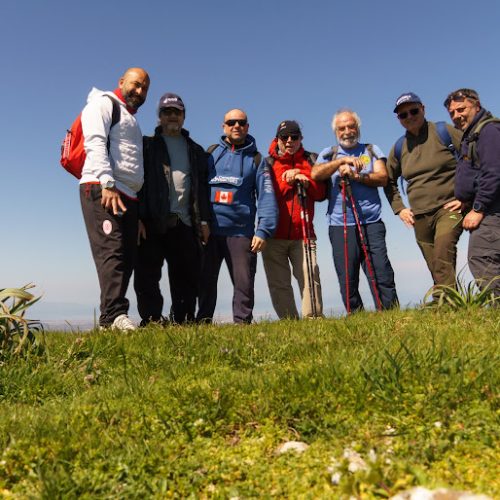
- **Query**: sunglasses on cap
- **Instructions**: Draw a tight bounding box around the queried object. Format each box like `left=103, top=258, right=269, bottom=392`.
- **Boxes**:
left=397, top=107, right=420, bottom=120
left=279, top=134, right=300, bottom=141
left=224, top=119, right=248, bottom=127
left=443, top=89, right=479, bottom=108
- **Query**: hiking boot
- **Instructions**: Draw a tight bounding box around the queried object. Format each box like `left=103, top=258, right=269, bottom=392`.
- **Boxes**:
left=111, top=314, right=136, bottom=331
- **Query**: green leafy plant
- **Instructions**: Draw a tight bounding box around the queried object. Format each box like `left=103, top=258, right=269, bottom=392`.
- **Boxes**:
left=423, top=274, right=499, bottom=310
left=0, top=284, right=43, bottom=355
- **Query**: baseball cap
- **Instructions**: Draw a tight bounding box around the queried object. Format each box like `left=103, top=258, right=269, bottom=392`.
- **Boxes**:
left=393, top=92, right=422, bottom=113
left=276, top=120, right=302, bottom=137
left=158, top=93, right=185, bottom=114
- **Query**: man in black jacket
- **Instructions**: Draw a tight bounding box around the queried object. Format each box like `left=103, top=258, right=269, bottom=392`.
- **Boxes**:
left=134, top=93, right=211, bottom=324
left=445, top=88, right=500, bottom=298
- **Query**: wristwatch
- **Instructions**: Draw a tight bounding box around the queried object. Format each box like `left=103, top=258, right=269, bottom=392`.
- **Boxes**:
left=472, top=201, right=484, bottom=213
left=102, top=179, right=115, bottom=189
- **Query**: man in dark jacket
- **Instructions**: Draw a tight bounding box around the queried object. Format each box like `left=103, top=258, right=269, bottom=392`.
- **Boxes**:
left=134, top=92, right=211, bottom=324
left=445, top=88, right=500, bottom=298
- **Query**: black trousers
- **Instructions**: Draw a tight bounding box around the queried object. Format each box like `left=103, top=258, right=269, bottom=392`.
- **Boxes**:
left=134, top=220, right=200, bottom=324
left=80, top=184, right=138, bottom=327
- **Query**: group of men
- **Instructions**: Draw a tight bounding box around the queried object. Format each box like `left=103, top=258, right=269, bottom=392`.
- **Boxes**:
left=78, top=67, right=500, bottom=330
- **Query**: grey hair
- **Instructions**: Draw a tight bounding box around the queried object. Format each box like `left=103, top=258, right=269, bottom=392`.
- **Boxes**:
left=331, top=108, right=362, bottom=132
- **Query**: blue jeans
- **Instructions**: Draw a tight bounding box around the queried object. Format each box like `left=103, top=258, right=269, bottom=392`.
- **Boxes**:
left=329, top=221, right=398, bottom=312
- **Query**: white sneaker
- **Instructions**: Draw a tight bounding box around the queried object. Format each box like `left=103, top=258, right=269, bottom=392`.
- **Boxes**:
left=111, top=314, right=136, bottom=331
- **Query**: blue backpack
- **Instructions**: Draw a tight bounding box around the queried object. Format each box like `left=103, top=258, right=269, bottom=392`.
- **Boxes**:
left=394, top=121, right=458, bottom=194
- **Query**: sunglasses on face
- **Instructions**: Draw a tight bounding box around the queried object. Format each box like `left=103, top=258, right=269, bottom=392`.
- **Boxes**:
left=279, top=134, right=300, bottom=141
left=397, top=107, right=420, bottom=120
left=225, top=119, right=248, bottom=127
left=443, top=90, right=479, bottom=108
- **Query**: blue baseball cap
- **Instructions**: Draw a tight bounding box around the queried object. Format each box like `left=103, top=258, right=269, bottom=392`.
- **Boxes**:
left=393, top=92, right=422, bottom=113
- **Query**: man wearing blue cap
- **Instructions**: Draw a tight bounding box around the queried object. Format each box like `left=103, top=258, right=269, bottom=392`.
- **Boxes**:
left=384, top=92, right=463, bottom=291
left=134, top=92, right=210, bottom=325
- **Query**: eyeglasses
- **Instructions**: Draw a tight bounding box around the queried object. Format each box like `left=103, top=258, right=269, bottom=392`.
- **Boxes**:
left=279, top=134, right=300, bottom=141
left=443, top=89, right=479, bottom=108
left=224, top=119, right=248, bottom=127
left=397, top=108, right=420, bottom=120
left=160, top=108, right=183, bottom=116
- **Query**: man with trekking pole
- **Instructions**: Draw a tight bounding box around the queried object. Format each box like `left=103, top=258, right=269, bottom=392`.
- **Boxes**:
left=262, top=120, right=325, bottom=319
left=312, top=109, right=398, bottom=313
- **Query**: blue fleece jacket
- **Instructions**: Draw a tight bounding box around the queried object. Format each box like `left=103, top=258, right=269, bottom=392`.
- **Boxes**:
left=455, top=108, right=500, bottom=214
left=208, top=135, right=277, bottom=239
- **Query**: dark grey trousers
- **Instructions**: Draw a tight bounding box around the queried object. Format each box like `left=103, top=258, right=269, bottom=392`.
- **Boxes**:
left=80, top=184, right=138, bottom=327
left=468, top=213, right=500, bottom=297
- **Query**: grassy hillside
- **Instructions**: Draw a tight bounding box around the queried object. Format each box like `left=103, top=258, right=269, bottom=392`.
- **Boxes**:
left=0, top=308, right=498, bottom=498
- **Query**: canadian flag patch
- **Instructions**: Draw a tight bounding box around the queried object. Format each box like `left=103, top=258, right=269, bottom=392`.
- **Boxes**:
left=215, top=190, right=233, bottom=204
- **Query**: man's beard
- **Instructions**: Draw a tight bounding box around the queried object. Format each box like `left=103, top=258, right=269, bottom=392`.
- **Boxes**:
left=338, top=134, right=359, bottom=149
left=123, top=90, right=145, bottom=110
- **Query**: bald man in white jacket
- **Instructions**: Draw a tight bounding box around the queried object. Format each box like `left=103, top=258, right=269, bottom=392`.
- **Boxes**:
left=80, top=68, right=150, bottom=330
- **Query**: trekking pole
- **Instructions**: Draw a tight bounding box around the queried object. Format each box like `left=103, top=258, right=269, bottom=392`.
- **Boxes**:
left=343, top=176, right=383, bottom=311
left=296, top=181, right=318, bottom=317
left=340, top=178, right=351, bottom=314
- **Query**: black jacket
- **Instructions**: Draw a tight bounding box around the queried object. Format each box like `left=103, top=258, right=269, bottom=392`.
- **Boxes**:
left=139, top=127, right=211, bottom=237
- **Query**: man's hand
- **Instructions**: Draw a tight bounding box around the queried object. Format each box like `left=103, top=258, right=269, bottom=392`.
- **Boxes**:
left=200, top=224, right=210, bottom=245
left=294, top=173, right=310, bottom=188
left=282, top=168, right=300, bottom=185
left=251, top=236, right=266, bottom=253
left=343, top=156, right=364, bottom=171
left=443, top=199, right=463, bottom=212
left=338, top=164, right=355, bottom=178
left=399, top=207, right=415, bottom=228
left=137, top=220, right=146, bottom=245
left=101, top=188, right=127, bottom=215
left=463, top=210, right=484, bottom=231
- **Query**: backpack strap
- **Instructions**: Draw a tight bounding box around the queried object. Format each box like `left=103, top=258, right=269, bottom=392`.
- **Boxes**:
left=206, top=144, right=219, bottom=155
left=467, top=117, right=500, bottom=165
left=394, top=136, right=405, bottom=164
left=105, top=96, right=121, bottom=152
left=435, top=121, right=458, bottom=160
left=322, top=145, right=339, bottom=162
left=366, top=144, right=380, bottom=161
left=304, top=151, right=318, bottom=166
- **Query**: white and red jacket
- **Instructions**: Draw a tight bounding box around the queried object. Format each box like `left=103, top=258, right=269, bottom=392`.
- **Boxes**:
left=80, top=88, right=143, bottom=198
left=267, top=138, right=326, bottom=240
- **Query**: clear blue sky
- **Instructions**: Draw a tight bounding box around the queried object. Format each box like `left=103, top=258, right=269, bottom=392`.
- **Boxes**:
left=2, top=0, right=499, bottom=327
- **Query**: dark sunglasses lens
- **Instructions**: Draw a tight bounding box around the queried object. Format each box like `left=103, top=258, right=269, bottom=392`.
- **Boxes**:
left=398, top=108, right=420, bottom=120
left=279, top=134, right=300, bottom=141
left=226, top=119, right=247, bottom=126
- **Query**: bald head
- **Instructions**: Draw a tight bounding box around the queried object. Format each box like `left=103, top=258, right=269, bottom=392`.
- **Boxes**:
left=119, top=67, right=150, bottom=110
left=223, top=108, right=249, bottom=145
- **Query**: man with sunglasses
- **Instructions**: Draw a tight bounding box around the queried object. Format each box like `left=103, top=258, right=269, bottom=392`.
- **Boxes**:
left=134, top=92, right=211, bottom=325
left=262, top=120, right=325, bottom=319
left=445, top=88, right=500, bottom=298
left=312, top=109, right=398, bottom=312
left=196, top=109, right=277, bottom=324
left=385, top=92, right=463, bottom=292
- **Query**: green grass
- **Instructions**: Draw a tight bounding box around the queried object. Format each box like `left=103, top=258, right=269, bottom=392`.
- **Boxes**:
left=0, top=308, right=498, bottom=498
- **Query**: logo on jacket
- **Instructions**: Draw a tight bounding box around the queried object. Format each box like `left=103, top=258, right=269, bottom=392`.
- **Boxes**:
left=215, top=190, right=234, bottom=204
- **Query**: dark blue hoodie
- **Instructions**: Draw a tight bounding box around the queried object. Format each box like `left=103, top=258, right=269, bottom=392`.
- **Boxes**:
left=208, top=134, right=277, bottom=238
left=455, top=108, right=500, bottom=213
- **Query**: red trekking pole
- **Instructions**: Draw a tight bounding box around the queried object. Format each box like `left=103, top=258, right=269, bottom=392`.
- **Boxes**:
left=343, top=176, right=383, bottom=311
left=296, top=181, right=318, bottom=317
